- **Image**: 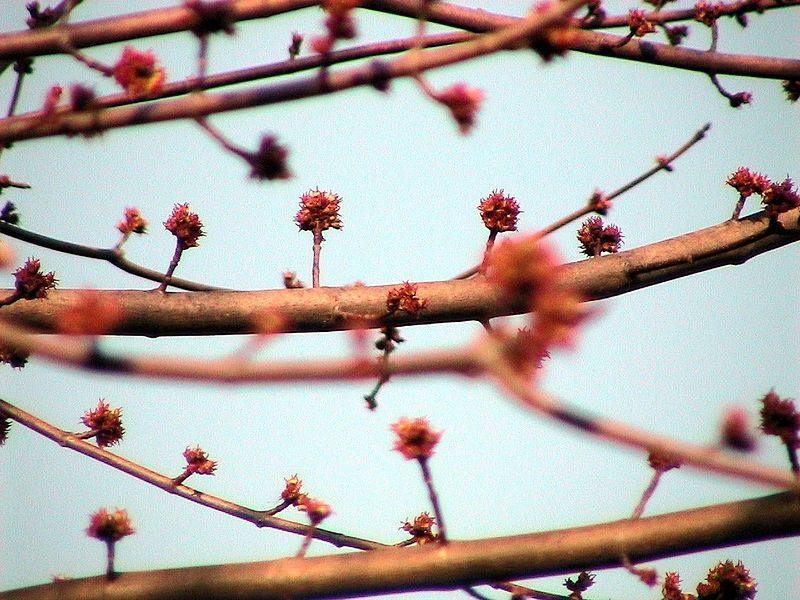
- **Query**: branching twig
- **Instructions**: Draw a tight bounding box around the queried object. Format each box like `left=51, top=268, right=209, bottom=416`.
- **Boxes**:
left=0, top=0, right=594, bottom=143
left=3, top=207, right=795, bottom=335
left=455, top=123, right=711, bottom=279
left=574, top=0, right=800, bottom=29
left=0, top=220, right=224, bottom=291
left=2, top=492, right=799, bottom=600
left=0, top=398, right=383, bottom=551
left=367, top=0, right=800, bottom=78
left=0, top=0, right=319, bottom=60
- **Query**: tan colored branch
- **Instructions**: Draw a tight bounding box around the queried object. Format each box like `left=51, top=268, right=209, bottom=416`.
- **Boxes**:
left=3, top=492, right=799, bottom=600
left=0, top=0, right=585, bottom=144
left=367, top=0, right=800, bottom=79
left=1, top=208, right=797, bottom=336
left=0, top=0, right=795, bottom=142
left=0, top=0, right=318, bottom=60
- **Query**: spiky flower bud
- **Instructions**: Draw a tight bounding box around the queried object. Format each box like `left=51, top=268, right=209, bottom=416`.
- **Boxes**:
left=391, top=417, right=442, bottom=461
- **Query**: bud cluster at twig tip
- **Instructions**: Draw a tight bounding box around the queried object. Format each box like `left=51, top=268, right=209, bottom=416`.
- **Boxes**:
left=628, top=9, right=656, bottom=37
left=0, top=345, right=28, bottom=369
left=693, top=1, right=723, bottom=26
left=81, top=400, right=125, bottom=447
left=697, top=560, right=756, bottom=600
left=182, top=446, right=218, bottom=476
left=720, top=406, right=757, bottom=452
left=727, top=168, right=799, bottom=218
left=391, top=417, right=442, bottom=461
left=69, top=83, right=97, bottom=111
left=400, top=512, right=438, bottom=545
left=117, top=207, right=148, bottom=235
left=113, top=47, right=166, bottom=97
left=185, top=0, right=237, bottom=37
left=0, top=415, right=10, bottom=445
left=246, top=135, right=292, bottom=181
left=281, top=474, right=306, bottom=504
left=577, top=216, right=623, bottom=257
left=433, top=84, right=484, bottom=135
left=783, top=80, right=800, bottom=102
left=564, top=572, right=595, bottom=598
left=487, top=235, right=588, bottom=350
left=0, top=201, right=20, bottom=224
left=13, top=258, right=57, bottom=300
left=297, top=496, right=332, bottom=525
left=164, top=203, right=205, bottom=249
left=311, top=0, right=363, bottom=54
left=759, top=390, right=799, bottom=449
left=478, top=189, right=520, bottom=233
left=86, top=508, right=135, bottom=543
left=295, top=189, right=343, bottom=233
left=647, top=451, right=682, bottom=472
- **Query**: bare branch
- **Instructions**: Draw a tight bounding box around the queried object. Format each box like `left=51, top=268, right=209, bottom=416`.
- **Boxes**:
left=0, top=0, right=586, bottom=143
left=3, top=492, right=799, bottom=600
left=577, top=0, right=800, bottom=28
left=367, top=0, right=800, bottom=79
left=0, top=0, right=318, bottom=61
left=483, top=350, right=798, bottom=489
left=2, top=207, right=797, bottom=335
left=0, top=221, right=225, bottom=291
left=0, top=398, right=383, bottom=551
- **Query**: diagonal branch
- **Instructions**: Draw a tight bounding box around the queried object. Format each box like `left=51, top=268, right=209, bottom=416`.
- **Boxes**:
left=1, top=207, right=797, bottom=335
left=482, top=348, right=798, bottom=489
left=2, top=492, right=799, bottom=600
left=0, top=398, right=383, bottom=551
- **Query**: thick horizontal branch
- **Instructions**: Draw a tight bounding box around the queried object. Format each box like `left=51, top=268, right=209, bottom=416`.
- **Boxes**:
left=0, top=0, right=318, bottom=61
left=0, top=398, right=383, bottom=551
left=3, top=492, right=799, bottom=600
left=1, top=208, right=797, bottom=335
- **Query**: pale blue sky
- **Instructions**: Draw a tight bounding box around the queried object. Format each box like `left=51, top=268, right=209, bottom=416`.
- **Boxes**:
left=1, top=2, right=798, bottom=599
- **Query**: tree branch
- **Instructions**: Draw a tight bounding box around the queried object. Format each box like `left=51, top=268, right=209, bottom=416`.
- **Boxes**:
left=0, top=221, right=225, bottom=291
left=0, top=398, right=383, bottom=551
left=0, top=0, right=585, bottom=144
left=3, top=492, right=799, bottom=600
left=2, top=208, right=797, bottom=335
left=576, top=0, right=800, bottom=28
left=367, top=0, right=800, bottom=79
left=0, top=0, right=318, bottom=61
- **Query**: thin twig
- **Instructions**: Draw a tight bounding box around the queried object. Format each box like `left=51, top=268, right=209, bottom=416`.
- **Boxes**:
left=419, top=458, right=447, bottom=543
left=0, top=220, right=225, bottom=291
left=453, top=122, right=711, bottom=280
left=1, top=207, right=798, bottom=335
left=312, top=229, right=323, bottom=288
left=157, top=243, right=184, bottom=292
left=3, top=492, right=799, bottom=600
left=630, top=469, right=664, bottom=520
left=572, top=0, right=799, bottom=28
